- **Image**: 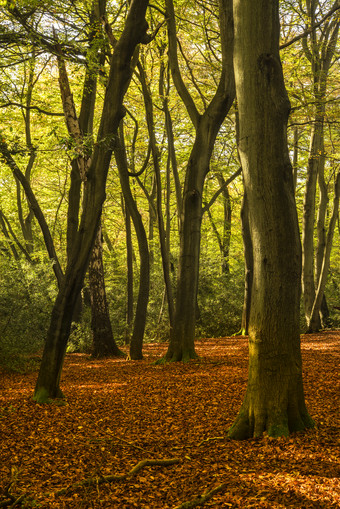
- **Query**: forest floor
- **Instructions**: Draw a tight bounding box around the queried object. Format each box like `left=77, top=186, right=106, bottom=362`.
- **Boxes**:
left=0, top=331, right=339, bottom=508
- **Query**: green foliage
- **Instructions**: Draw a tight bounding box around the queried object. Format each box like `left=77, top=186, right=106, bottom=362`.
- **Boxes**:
left=197, top=262, right=244, bottom=338
left=0, top=258, right=56, bottom=372
left=67, top=310, right=93, bottom=355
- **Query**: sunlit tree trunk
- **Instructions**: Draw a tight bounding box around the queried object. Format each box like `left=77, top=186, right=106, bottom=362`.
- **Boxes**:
left=308, top=172, right=340, bottom=331
left=123, top=197, right=134, bottom=344
left=228, top=0, right=314, bottom=439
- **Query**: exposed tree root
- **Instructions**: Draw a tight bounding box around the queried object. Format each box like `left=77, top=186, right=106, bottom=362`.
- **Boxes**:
left=172, top=482, right=228, bottom=509
left=0, top=483, right=26, bottom=508
left=54, top=457, right=181, bottom=496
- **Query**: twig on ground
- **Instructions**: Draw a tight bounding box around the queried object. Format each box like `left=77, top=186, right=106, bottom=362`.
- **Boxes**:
left=54, top=457, right=181, bottom=496
left=198, top=436, right=225, bottom=447
left=172, top=482, right=228, bottom=509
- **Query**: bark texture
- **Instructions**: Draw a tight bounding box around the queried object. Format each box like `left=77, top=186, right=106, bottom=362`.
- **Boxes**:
left=228, top=0, right=314, bottom=438
left=89, top=226, right=124, bottom=358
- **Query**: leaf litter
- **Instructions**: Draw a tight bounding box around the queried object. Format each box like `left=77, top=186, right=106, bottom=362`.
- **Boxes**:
left=0, top=331, right=339, bottom=508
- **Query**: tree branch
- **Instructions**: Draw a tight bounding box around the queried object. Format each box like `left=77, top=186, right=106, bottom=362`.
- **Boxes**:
left=55, top=457, right=181, bottom=497
left=280, top=3, right=340, bottom=50
left=202, top=167, right=241, bottom=214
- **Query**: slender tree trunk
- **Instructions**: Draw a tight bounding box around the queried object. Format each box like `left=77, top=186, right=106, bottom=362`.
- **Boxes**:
left=33, top=0, right=150, bottom=401
left=301, top=1, right=339, bottom=330
left=164, top=0, right=235, bottom=361
left=240, top=192, right=253, bottom=336
left=89, top=225, right=124, bottom=357
left=228, top=0, right=314, bottom=439
left=308, top=172, right=340, bottom=331
left=137, top=60, right=175, bottom=329
left=123, top=197, right=134, bottom=344
left=302, top=115, right=323, bottom=330
left=114, top=127, right=150, bottom=361
left=217, top=173, right=232, bottom=274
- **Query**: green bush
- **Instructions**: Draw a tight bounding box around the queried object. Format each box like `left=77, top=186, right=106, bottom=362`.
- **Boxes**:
left=0, top=258, right=56, bottom=372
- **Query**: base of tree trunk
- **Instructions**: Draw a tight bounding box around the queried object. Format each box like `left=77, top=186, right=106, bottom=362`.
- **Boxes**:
left=91, top=344, right=125, bottom=359
left=33, top=386, right=65, bottom=404
left=227, top=398, right=315, bottom=439
left=164, top=347, right=198, bottom=363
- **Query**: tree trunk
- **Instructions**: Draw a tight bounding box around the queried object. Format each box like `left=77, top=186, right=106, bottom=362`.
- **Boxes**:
left=114, top=127, right=150, bottom=361
left=123, top=197, right=134, bottom=344
left=33, top=0, right=150, bottom=402
left=137, top=61, right=175, bottom=329
left=164, top=0, right=235, bottom=361
left=89, top=225, right=123, bottom=357
left=301, top=1, right=339, bottom=330
left=302, top=116, right=323, bottom=330
left=307, top=172, right=340, bottom=332
left=228, top=0, right=314, bottom=439
left=240, top=192, right=253, bottom=336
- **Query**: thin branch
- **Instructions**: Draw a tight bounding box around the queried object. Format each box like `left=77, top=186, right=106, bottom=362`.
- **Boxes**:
left=0, top=102, right=64, bottom=116
left=202, top=167, right=242, bottom=214
left=280, top=4, right=340, bottom=50
left=54, top=457, right=181, bottom=497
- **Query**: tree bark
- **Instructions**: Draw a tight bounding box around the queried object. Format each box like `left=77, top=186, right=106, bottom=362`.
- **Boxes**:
left=164, top=0, right=235, bottom=361
left=89, top=225, right=124, bottom=357
left=33, top=0, right=150, bottom=402
left=228, top=0, right=314, bottom=439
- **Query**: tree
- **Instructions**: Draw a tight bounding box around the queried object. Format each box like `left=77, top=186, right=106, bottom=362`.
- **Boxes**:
left=300, top=0, right=339, bottom=331
left=89, top=225, right=124, bottom=358
left=228, top=0, right=314, bottom=438
left=164, top=0, right=235, bottom=361
left=33, top=0, right=150, bottom=402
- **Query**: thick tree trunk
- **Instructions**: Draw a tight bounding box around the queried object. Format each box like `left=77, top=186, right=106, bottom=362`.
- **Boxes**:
left=33, top=0, right=150, bottom=402
left=89, top=225, right=123, bottom=357
left=228, top=0, right=314, bottom=438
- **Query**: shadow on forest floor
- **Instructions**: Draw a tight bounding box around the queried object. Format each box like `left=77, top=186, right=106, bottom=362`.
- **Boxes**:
left=0, top=331, right=339, bottom=508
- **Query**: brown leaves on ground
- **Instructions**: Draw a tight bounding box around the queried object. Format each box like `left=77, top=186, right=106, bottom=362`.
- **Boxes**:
left=0, top=331, right=339, bottom=508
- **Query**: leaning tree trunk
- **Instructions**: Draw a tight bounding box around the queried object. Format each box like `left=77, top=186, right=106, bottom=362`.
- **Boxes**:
left=228, top=0, right=314, bottom=439
left=89, top=225, right=124, bottom=357
left=33, top=0, right=150, bottom=402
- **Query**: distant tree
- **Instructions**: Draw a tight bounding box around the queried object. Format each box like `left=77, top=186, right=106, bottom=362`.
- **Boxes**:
left=228, top=0, right=314, bottom=438
left=300, top=0, right=339, bottom=331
